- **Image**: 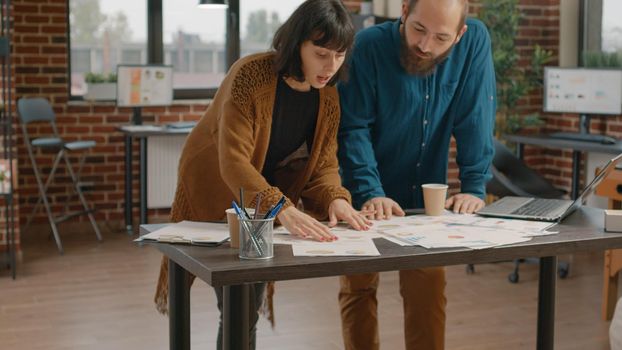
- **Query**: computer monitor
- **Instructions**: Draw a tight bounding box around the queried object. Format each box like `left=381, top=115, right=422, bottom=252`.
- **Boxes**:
left=543, top=67, right=622, bottom=115
left=116, top=65, right=173, bottom=108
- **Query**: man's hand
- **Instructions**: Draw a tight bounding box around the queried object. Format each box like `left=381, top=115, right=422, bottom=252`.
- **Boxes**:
left=328, top=198, right=373, bottom=230
left=445, top=193, right=485, bottom=214
left=361, top=197, right=405, bottom=220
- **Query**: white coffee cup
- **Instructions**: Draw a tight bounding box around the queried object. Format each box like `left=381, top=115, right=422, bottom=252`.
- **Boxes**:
left=422, top=184, right=448, bottom=216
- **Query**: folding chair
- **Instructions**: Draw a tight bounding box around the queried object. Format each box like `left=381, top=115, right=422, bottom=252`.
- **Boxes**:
left=17, top=97, right=102, bottom=254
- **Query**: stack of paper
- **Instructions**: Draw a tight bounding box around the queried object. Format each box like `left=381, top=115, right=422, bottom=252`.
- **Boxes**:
left=373, top=213, right=557, bottom=249
left=275, top=213, right=558, bottom=252
left=136, top=221, right=230, bottom=246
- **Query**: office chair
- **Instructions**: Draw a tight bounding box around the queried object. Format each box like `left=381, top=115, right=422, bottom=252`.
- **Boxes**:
left=17, top=97, right=102, bottom=254
left=468, top=139, right=569, bottom=282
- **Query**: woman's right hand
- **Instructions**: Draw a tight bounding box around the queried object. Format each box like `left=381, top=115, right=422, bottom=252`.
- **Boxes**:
left=277, top=206, right=337, bottom=241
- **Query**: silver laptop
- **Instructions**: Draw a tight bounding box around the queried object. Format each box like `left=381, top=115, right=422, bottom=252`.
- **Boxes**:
left=477, top=153, right=622, bottom=222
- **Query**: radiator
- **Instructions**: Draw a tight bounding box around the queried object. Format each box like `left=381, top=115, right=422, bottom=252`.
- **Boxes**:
left=147, top=135, right=187, bottom=208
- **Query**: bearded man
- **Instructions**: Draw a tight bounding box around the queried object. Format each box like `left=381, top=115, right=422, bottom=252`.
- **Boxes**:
left=336, top=0, right=496, bottom=349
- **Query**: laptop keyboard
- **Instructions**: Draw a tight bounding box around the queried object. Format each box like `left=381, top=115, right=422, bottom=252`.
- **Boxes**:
left=510, top=199, right=561, bottom=217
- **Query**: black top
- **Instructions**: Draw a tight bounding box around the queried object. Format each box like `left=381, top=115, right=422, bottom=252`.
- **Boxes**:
left=262, top=77, right=319, bottom=183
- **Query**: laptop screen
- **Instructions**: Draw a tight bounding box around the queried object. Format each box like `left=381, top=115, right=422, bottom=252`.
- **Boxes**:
left=561, top=152, right=622, bottom=219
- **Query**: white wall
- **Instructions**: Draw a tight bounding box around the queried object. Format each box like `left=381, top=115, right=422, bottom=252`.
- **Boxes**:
left=373, top=0, right=402, bottom=18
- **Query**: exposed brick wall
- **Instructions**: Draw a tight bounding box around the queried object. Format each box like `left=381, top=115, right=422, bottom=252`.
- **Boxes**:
left=12, top=0, right=205, bottom=237
left=0, top=0, right=20, bottom=254
left=3, top=0, right=577, bottom=253
left=444, top=0, right=563, bottom=196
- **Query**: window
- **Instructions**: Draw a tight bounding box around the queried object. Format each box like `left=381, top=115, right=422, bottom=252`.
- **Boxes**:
left=69, top=0, right=147, bottom=96
left=239, top=0, right=305, bottom=57
left=194, top=51, right=214, bottom=73
left=581, top=0, right=622, bottom=66
left=69, top=0, right=307, bottom=99
left=163, top=0, right=226, bottom=90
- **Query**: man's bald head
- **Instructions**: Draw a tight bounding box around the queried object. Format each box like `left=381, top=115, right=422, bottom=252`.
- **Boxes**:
left=404, top=0, right=468, bottom=32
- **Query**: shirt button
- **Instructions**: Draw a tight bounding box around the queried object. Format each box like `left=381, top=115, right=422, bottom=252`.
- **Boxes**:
left=416, top=163, right=421, bottom=167
left=423, top=119, right=428, bottom=125
left=425, top=94, right=429, bottom=100
left=421, top=142, right=426, bottom=147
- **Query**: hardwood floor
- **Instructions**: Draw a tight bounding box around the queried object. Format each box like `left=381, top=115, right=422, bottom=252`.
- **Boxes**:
left=0, top=221, right=615, bottom=350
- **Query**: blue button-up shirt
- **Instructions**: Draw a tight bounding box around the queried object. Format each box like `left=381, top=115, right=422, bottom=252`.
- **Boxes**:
left=338, top=18, right=496, bottom=209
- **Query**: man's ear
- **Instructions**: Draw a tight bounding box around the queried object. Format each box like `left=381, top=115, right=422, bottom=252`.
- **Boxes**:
left=401, top=0, right=408, bottom=22
left=455, top=24, right=468, bottom=43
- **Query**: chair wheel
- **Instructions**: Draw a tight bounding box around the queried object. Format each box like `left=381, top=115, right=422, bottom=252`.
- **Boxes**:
left=558, top=266, right=569, bottom=279
left=466, top=264, right=475, bottom=274
left=508, top=272, right=519, bottom=284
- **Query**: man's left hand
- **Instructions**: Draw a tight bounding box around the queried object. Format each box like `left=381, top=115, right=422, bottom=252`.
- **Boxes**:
left=445, top=193, right=485, bottom=214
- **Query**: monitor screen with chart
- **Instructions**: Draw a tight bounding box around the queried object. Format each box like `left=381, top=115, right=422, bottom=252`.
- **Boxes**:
left=116, top=65, right=173, bottom=107
left=543, top=67, right=622, bottom=115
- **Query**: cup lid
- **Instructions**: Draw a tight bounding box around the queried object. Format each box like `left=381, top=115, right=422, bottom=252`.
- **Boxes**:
left=421, top=183, right=448, bottom=189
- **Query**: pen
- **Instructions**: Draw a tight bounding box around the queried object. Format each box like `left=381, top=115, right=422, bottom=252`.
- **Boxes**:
left=254, top=193, right=262, bottom=220
left=267, top=201, right=284, bottom=219
left=240, top=188, right=251, bottom=219
left=264, top=196, right=286, bottom=219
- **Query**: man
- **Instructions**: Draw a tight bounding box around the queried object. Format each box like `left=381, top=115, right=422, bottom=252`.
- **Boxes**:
left=337, top=0, right=496, bottom=349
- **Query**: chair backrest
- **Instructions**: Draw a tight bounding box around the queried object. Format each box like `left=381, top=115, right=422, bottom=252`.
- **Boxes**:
left=487, top=139, right=566, bottom=199
left=17, top=97, right=56, bottom=125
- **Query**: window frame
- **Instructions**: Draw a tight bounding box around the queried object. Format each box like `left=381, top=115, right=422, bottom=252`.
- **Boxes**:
left=67, top=0, right=241, bottom=101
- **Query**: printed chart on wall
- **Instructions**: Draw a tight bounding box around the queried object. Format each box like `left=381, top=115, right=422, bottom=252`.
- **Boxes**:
left=116, top=65, right=173, bottom=107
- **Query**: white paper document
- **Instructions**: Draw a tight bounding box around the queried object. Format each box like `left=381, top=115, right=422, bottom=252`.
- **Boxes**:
left=383, top=225, right=532, bottom=249
left=292, top=235, right=380, bottom=256
left=274, top=226, right=381, bottom=256
left=136, top=221, right=230, bottom=245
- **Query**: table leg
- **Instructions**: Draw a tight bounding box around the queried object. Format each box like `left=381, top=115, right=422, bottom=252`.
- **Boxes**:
left=124, top=135, right=133, bottom=233
left=223, top=284, right=250, bottom=350
left=571, top=151, right=581, bottom=199
left=169, top=260, right=191, bottom=350
left=139, top=137, right=147, bottom=225
left=537, top=256, right=557, bottom=350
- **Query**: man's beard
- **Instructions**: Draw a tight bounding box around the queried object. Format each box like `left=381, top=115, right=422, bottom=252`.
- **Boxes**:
left=399, top=26, right=454, bottom=76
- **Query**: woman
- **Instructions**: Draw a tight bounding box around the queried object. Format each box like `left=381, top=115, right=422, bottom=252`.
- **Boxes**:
left=155, top=0, right=370, bottom=348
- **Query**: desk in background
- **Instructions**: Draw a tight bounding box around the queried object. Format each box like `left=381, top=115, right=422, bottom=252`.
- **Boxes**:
left=118, top=126, right=192, bottom=232
left=142, top=207, right=622, bottom=350
left=504, top=134, right=622, bottom=199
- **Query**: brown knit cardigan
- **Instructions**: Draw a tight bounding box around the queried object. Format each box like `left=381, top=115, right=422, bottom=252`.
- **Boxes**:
left=154, top=52, right=352, bottom=323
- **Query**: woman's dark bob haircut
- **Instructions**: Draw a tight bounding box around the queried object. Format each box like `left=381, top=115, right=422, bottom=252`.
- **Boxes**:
left=272, top=0, right=355, bottom=86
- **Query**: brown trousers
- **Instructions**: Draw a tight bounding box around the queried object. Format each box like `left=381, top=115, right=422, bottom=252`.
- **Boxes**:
left=339, top=267, right=446, bottom=350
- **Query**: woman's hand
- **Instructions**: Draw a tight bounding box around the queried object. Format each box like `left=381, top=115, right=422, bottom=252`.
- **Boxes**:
left=328, top=198, right=373, bottom=230
left=277, top=206, right=336, bottom=241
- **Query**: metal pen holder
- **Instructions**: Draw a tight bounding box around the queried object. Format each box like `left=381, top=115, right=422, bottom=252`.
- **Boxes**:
left=239, top=217, right=274, bottom=260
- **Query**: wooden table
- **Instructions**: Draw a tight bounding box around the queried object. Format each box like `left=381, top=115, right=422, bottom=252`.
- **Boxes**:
left=142, top=207, right=622, bottom=350
left=595, top=167, right=622, bottom=320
